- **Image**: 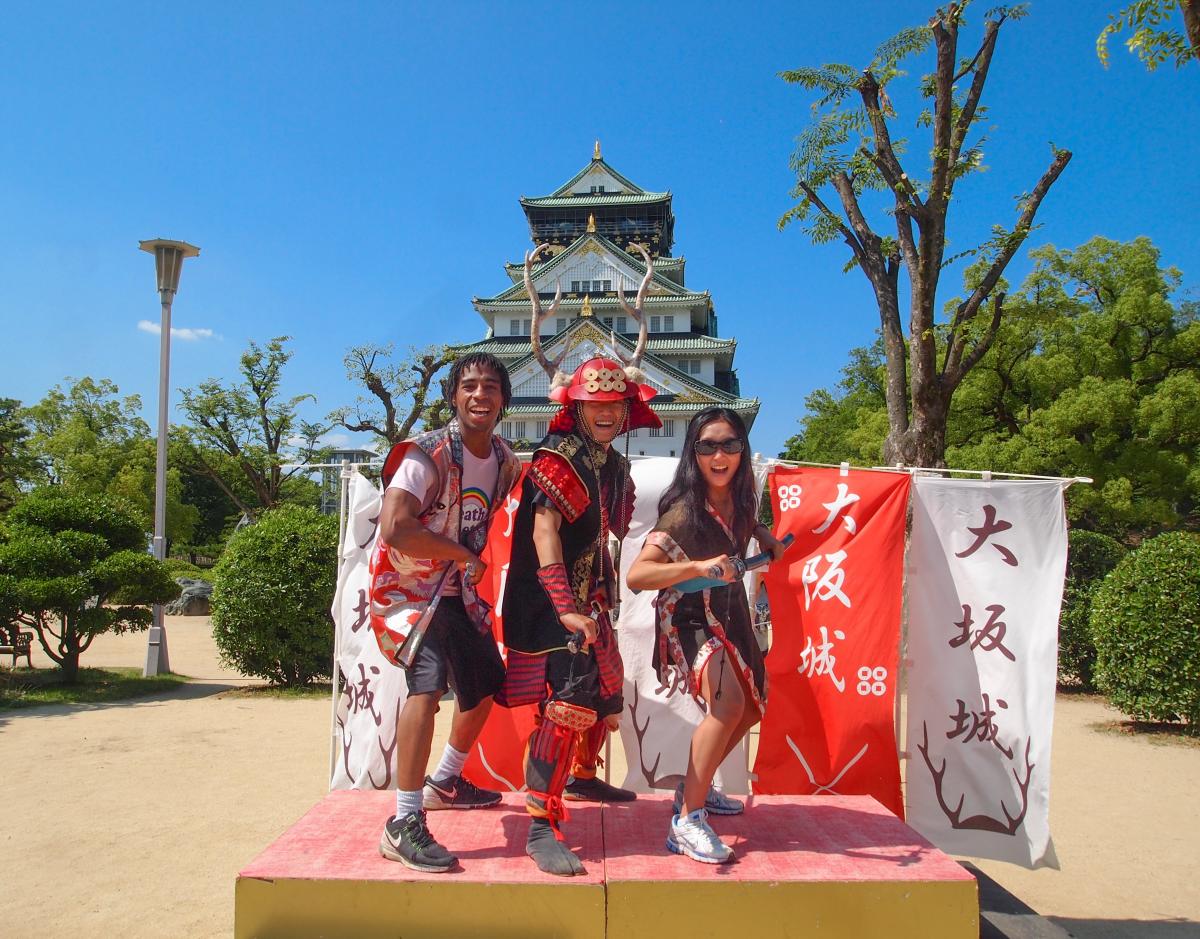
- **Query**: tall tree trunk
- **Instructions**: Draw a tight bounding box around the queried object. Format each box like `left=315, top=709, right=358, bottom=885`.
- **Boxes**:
left=1184, top=0, right=1200, bottom=61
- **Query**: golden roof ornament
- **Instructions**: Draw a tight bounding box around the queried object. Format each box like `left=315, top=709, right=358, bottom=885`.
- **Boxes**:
left=580, top=295, right=594, bottom=317
left=586, top=213, right=597, bottom=234
left=593, top=139, right=602, bottom=161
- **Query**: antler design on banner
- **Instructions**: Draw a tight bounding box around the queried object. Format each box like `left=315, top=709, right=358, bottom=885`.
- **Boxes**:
left=337, top=698, right=356, bottom=781
left=918, top=722, right=1034, bottom=835
left=629, top=683, right=684, bottom=790
left=365, top=700, right=402, bottom=790
left=614, top=243, right=653, bottom=378
left=523, top=244, right=567, bottom=388
left=786, top=735, right=869, bottom=794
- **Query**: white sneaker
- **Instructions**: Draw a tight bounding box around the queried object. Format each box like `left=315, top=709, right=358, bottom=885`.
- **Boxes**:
left=673, top=782, right=746, bottom=816
left=666, top=808, right=734, bottom=864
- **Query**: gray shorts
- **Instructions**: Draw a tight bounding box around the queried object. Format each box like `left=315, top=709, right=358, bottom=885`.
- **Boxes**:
left=405, top=596, right=505, bottom=712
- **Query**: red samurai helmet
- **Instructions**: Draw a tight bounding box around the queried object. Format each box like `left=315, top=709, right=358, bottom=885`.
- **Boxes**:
left=524, top=243, right=662, bottom=435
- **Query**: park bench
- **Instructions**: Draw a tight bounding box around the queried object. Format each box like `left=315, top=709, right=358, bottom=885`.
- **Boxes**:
left=1, top=624, right=34, bottom=668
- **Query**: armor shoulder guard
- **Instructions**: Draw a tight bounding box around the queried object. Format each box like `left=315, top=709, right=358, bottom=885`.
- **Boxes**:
left=530, top=448, right=590, bottom=523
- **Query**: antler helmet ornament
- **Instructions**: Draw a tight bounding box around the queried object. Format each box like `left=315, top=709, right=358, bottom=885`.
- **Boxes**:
left=523, top=242, right=661, bottom=435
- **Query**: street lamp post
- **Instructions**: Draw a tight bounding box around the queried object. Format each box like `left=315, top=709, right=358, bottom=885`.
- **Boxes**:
left=139, top=238, right=200, bottom=677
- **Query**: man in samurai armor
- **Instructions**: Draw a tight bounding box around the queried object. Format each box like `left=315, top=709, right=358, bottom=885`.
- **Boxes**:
left=498, top=244, right=662, bottom=876
left=371, top=352, right=523, bottom=872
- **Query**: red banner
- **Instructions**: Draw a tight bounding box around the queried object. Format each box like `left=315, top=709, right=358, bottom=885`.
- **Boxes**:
left=753, top=467, right=910, bottom=817
left=463, top=469, right=537, bottom=791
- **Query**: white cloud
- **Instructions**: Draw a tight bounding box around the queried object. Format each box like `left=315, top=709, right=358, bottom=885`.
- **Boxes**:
left=137, top=319, right=220, bottom=341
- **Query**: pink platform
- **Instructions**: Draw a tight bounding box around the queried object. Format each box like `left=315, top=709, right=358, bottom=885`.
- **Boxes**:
left=238, top=791, right=978, bottom=939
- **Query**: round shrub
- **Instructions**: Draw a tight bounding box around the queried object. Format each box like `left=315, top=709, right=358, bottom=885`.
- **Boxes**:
left=1058, top=529, right=1127, bottom=689
left=1090, top=531, right=1200, bottom=729
left=211, top=505, right=337, bottom=686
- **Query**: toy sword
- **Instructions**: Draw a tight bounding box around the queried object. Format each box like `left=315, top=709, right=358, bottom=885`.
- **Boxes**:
left=673, top=533, right=795, bottom=594
left=393, top=562, right=457, bottom=671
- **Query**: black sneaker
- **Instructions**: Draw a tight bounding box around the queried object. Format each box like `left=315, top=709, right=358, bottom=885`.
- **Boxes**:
left=423, top=773, right=503, bottom=810
left=563, top=775, right=637, bottom=802
left=379, top=811, right=457, bottom=872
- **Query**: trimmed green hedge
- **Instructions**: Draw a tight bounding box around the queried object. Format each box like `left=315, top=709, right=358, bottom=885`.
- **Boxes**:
left=1058, top=529, right=1126, bottom=689
left=1091, top=531, right=1200, bottom=729
left=210, top=505, right=337, bottom=686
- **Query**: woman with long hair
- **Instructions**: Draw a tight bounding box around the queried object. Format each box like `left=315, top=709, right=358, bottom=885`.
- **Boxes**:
left=627, top=407, right=785, bottom=863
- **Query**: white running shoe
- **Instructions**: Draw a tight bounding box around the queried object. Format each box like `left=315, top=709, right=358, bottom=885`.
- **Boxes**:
left=673, top=782, right=746, bottom=816
left=666, top=808, right=734, bottom=864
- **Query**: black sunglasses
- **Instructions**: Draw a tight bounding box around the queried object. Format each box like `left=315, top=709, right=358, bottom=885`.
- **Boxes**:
left=694, top=437, right=745, bottom=456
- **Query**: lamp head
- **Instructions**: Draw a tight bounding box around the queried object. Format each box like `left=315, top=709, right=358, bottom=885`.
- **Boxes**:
left=139, top=239, right=200, bottom=299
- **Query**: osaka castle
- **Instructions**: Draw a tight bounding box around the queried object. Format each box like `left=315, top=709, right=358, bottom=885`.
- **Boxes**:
left=455, top=142, right=759, bottom=457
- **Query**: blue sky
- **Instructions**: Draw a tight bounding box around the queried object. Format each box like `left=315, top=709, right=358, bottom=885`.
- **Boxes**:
left=2, top=1, right=1196, bottom=458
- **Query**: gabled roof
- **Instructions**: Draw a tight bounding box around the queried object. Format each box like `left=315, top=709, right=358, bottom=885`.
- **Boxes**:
left=541, top=156, right=646, bottom=198
left=476, top=233, right=702, bottom=305
left=452, top=333, right=735, bottom=359
left=504, top=253, right=684, bottom=284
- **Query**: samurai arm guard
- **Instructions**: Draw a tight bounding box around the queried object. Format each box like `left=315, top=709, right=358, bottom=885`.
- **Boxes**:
left=538, top=562, right=578, bottom=619
left=530, top=449, right=590, bottom=523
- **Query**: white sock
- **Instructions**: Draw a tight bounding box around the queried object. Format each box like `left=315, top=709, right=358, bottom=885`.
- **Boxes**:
left=431, top=744, right=468, bottom=782
left=395, top=788, right=423, bottom=819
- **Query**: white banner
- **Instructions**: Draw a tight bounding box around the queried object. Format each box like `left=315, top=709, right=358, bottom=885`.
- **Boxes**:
left=329, top=471, right=407, bottom=790
left=615, top=456, right=769, bottom=795
left=905, top=477, right=1068, bottom=868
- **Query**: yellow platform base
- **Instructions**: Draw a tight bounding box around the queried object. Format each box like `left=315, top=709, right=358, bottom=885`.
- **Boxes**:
left=235, top=792, right=977, bottom=939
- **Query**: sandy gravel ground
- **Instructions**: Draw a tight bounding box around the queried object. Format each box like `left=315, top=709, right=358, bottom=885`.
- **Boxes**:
left=1, top=618, right=1197, bottom=939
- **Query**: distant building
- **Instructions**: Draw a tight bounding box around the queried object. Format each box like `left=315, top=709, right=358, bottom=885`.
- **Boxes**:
left=454, top=143, right=758, bottom=457
left=319, top=447, right=379, bottom=514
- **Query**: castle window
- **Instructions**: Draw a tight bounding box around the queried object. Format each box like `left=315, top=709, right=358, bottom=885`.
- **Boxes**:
left=523, top=319, right=532, bottom=335
left=664, top=315, right=675, bottom=331
left=617, top=316, right=628, bottom=332
left=650, top=315, right=662, bottom=332
left=513, top=421, right=527, bottom=440
left=557, top=318, right=567, bottom=333
left=570, top=281, right=581, bottom=293
left=535, top=421, right=548, bottom=438
left=509, top=320, right=520, bottom=336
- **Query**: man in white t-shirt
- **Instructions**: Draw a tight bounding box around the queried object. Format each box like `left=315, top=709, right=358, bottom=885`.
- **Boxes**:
left=372, top=353, right=522, bottom=873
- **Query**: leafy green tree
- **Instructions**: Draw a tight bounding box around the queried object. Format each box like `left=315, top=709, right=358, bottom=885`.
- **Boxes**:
left=24, top=377, right=150, bottom=489
left=0, top=489, right=179, bottom=682
left=331, top=342, right=456, bottom=448
left=18, top=377, right=201, bottom=546
left=173, top=438, right=242, bottom=550
left=210, top=505, right=336, bottom=686
left=946, top=237, right=1200, bottom=534
left=106, top=438, right=200, bottom=547
left=785, top=237, right=1199, bottom=538
left=1098, top=1, right=1200, bottom=71
left=178, top=337, right=328, bottom=517
left=0, top=398, right=37, bottom=510
left=779, top=1, right=1071, bottom=466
